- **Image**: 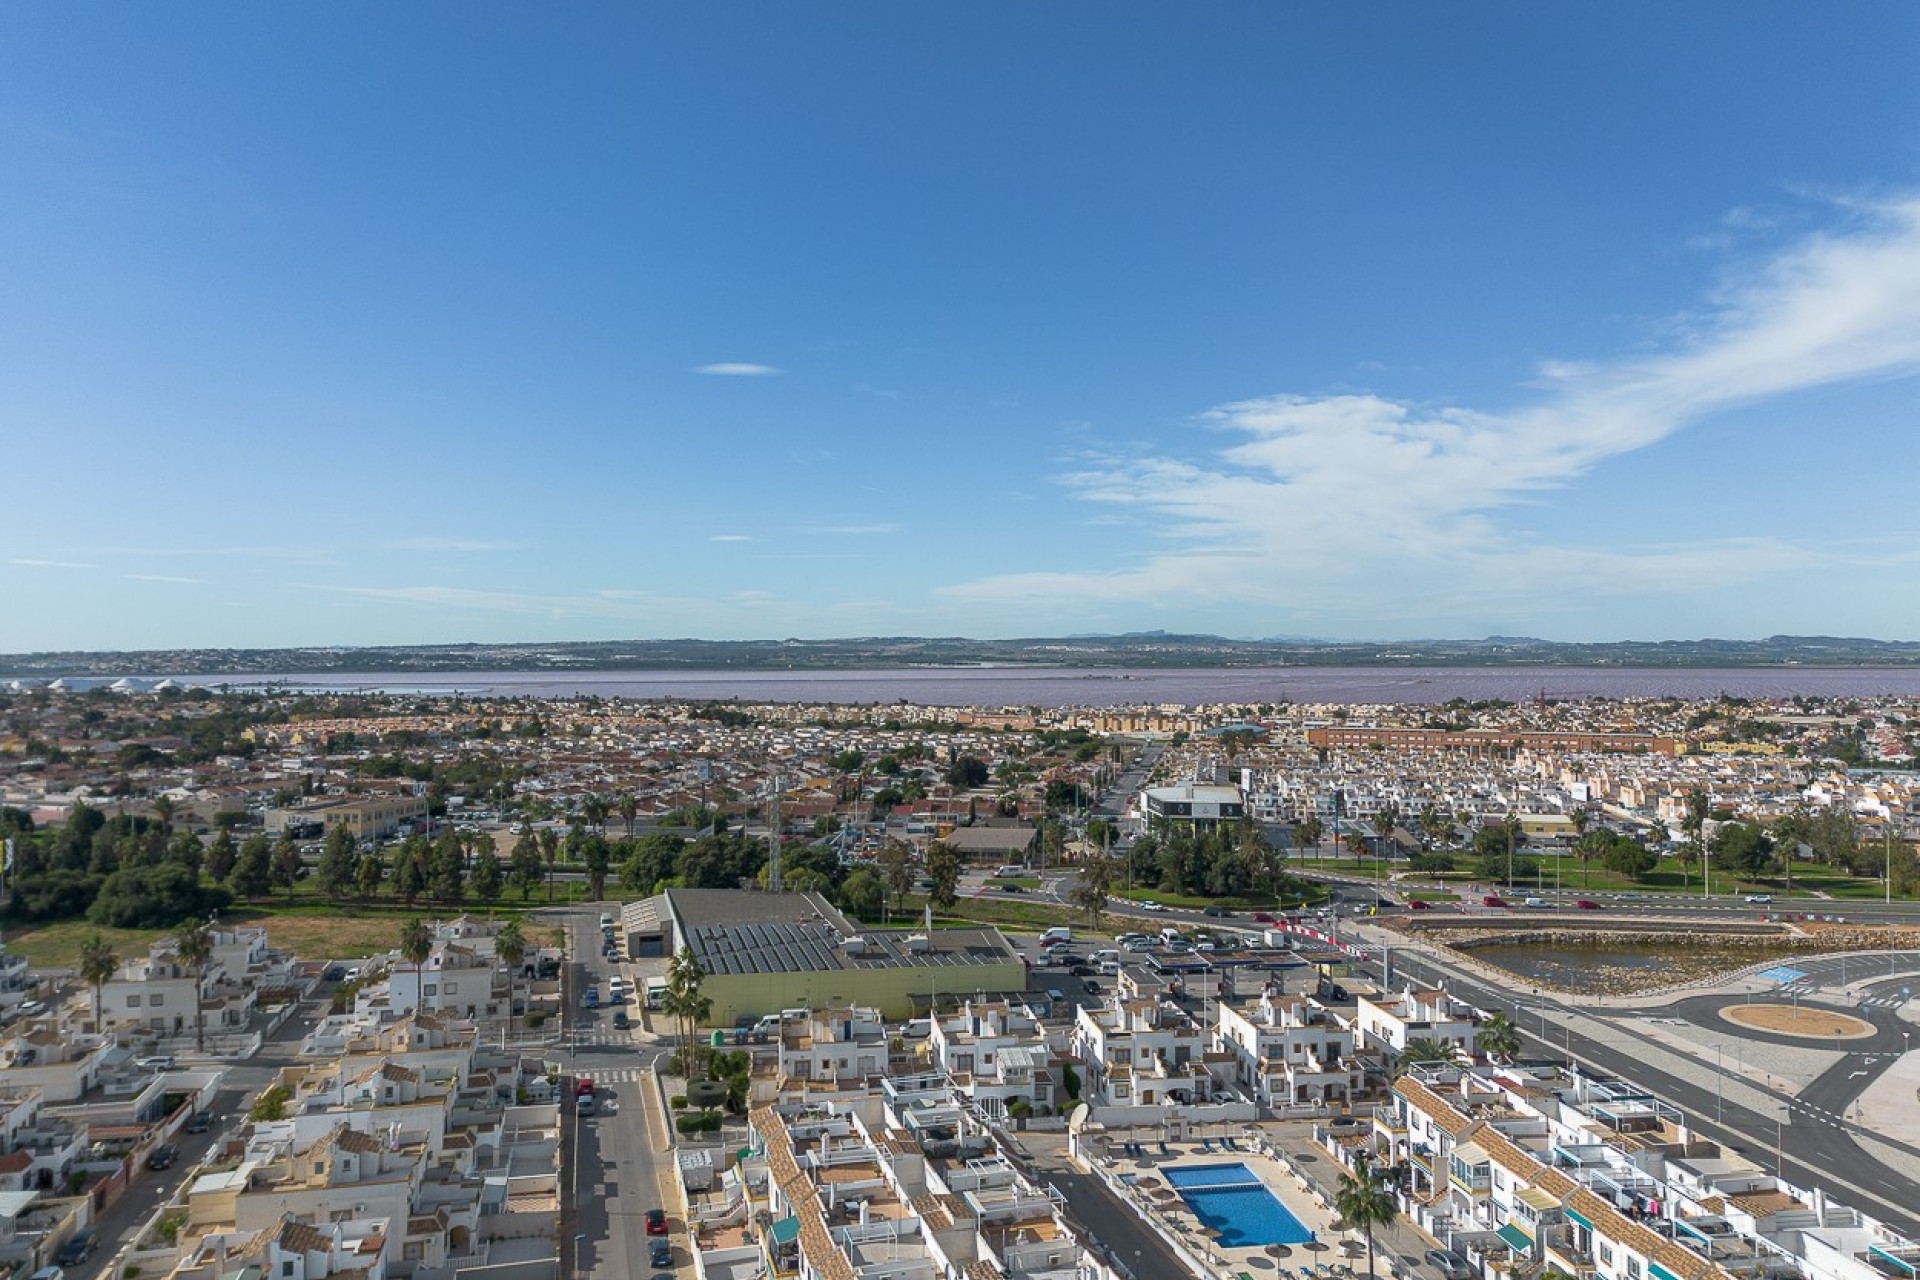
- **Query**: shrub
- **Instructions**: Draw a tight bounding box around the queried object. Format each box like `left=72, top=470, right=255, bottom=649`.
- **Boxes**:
left=669, top=1094, right=689, bottom=1109
left=674, top=1111, right=723, bottom=1135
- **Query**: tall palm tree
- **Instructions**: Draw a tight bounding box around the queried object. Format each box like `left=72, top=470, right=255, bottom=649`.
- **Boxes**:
left=495, top=920, right=526, bottom=1044
left=538, top=828, right=560, bottom=903
left=1334, top=1151, right=1399, bottom=1280
left=663, top=945, right=708, bottom=1076
left=617, top=792, right=639, bottom=839
left=1478, top=1011, right=1521, bottom=1063
left=399, top=917, right=433, bottom=1013
left=172, top=920, right=213, bottom=1053
left=1392, top=1037, right=1460, bottom=1079
left=79, top=933, right=119, bottom=1035
left=582, top=794, right=610, bottom=837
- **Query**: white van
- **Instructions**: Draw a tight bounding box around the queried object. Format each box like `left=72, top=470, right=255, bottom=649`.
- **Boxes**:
left=1090, top=949, right=1119, bottom=965
left=607, top=977, right=625, bottom=1000
left=1040, top=927, right=1072, bottom=945
left=1098, top=960, right=1122, bottom=976
left=995, top=865, right=1026, bottom=878
left=644, top=977, right=667, bottom=1009
left=1159, top=927, right=1183, bottom=946
left=1523, top=897, right=1549, bottom=908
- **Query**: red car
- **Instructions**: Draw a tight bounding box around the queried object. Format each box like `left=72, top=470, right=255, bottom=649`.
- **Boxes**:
left=645, top=1208, right=668, bottom=1236
left=575, top=1077, right=595, bottom=1097
left=1407, top=900, right=1431, bottom=911
left=1575, top=899, right=1602, bottom=910
left=1482, top=895, right=1509, bottom=908
left=1252, top=912, right=1275, bottom=924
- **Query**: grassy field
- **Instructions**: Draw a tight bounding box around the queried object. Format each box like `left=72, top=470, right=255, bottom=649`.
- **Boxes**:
left=1297, top=851, right=1908, bottom=902
left=3, top=889, right=574, bottom=971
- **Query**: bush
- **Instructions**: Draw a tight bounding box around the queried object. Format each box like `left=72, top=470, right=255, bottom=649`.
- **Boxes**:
left=674, top=1110, right=723, bottom=1135
left=88, top=863, right=232, bottom=929
left=669, top=1094, right=688, bottom=1109
left=524, top=1011, right=547, bottom=1028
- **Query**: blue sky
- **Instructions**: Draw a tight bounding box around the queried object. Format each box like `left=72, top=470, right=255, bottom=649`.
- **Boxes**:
left=4, top=4, right=1920, bottom=652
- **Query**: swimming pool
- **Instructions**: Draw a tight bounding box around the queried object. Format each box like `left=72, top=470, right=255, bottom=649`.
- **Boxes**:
left=1165, top=1163, right=1315, bottom=1248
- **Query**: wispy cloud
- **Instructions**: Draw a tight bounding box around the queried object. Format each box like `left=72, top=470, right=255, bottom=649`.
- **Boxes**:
left=803, top=523, right=901, bottom=536
left=711, top=534, right=754, bottom=543
left=942, top=193, right=1920, bottom=618
left=382, top=537, right=524, bottom=553
left=853, top=382, right=900, bottom=399
left=11, top=558, right=96, bottom=570
left=126, top=573, right=205, bottom=584
left=693, top=362, right=782, bottom=377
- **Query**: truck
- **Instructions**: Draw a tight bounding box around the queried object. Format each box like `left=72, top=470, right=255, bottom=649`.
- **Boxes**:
left=644, top=976, right=668, bottom=1009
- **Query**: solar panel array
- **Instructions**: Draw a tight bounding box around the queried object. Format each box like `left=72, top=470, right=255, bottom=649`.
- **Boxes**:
left=688, top=922, right=1011, bottom=975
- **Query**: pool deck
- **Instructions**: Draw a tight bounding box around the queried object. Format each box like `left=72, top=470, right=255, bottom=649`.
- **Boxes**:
left=1084, top=1129, right=1362, bottom=1280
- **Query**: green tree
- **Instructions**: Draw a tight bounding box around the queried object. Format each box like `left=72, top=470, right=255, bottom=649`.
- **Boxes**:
left=1711, top=822, right=1776, bottom=880
left=1392, top=1037, right=1459, bottom=1077
left=876, top=839, right=915, bottom=922
left=1070, top=850, right=1113, bottom=929
left=398, top=917, right=433, bottom=1012
left=1334, top=1151, right=1399, bottom=1280
left=508, top=825, right=544, bottom=902
left=582, top=834, right=612, bottom=902
left=539, top=827, right=560, bottom=902
left=250, top=1084, right=290, bottom=1122
left=230, top=833, right=272, bottom=899
left=172, top=919, right=214, bottom=1053
left=355, top=849, right=385, bottom=900
left=79, top=933, right=119, bottom=1033
left=270, top=833, right=304, bottom=900
left=1478, top=1011, right=1520, bottom=1063
left=839, top=868, right=885, bottom=919
left=924, top=840, right=961, bottom=912
left=496, top=919, right=526, bottom=1041
left=206, top=828, right=237, bottom=883
left=317, top=825, right=358, bottom=898
left=663, top=945, right=711, bottom=1076
left=1295, top=815, right=1324, bottom=853
left=472, top=846, right=504, bottom=905
left=944, top=756, right=990, bottom=789
left=392, top=841, right=427, bottom=905
left=1602, top=835, right=1659, bottom=882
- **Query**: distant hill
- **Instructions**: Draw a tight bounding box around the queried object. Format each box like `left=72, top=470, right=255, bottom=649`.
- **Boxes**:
left=6, top=633, right=1920, bottom=677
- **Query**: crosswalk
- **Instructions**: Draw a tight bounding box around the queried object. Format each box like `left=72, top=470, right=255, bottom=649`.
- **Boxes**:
left=575, top=1066, right=653, bottom=1085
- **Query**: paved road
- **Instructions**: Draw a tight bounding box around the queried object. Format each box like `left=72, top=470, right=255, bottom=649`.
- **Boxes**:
left=76, top=992, right=332, bottom=1280
left=551, top=904, right=673, bottom=1280
left=1369, top=944, right=1920, bottom=1238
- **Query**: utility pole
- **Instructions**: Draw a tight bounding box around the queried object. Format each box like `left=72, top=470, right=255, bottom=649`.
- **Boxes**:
left=767, top=773, right=783, bottom=893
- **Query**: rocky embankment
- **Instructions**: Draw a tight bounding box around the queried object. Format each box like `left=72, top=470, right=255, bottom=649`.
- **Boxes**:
left=1427, top=923, right=1920, bottom=995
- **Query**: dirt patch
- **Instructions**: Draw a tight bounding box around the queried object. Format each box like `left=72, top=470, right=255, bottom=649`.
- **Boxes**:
left=1719, top=1003, right=1875, bottom=1039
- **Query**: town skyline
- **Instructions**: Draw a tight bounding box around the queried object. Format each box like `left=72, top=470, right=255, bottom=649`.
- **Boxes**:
left=4, top=6, right=1920, bottom=651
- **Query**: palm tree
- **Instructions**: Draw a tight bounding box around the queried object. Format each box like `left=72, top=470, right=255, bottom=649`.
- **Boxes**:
left=1334, top=1150, right=1399, bottom=1280
left=399, top=917, right=433, bottom=1013
left=617, top=792, right=639, bottom=839
left=1478, top=1011, right=1521, bottom=1063
left=172, top=920, right=213, bottom=1053
left=582, top=794, right=610, bottom=837
left=663, top=945, right=709, bottom=1076
left=538, top=828, right=560, bottom=903
left=79, top=933, right=119, bottom=1035
left=495, top=920, right=526, bottom=1044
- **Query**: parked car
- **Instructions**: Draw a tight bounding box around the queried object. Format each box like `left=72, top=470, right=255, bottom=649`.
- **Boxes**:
left=649, top=1240, right=674, bottom=1269
left=137, top=1055, right=175, bottom=1072
left=28, top=1265, right=63, bottom=1280
left=57, top=1232, right=95, bottom=1267
left=1407, top=900, right=1431, bottom=910
left=576, top=1077, right=595, bottom=1097
left=147, top=1144, right=179, bottom=1171
left=574, top=1094, right=594, bottom=1116
left=645, top=1208, right=669, bottom=1236
left=1202, top=905, right=1231, bottom=918
left=1251, top=912, right=1275, bottom=923
left=1427, top=1249, right=1474, bottom=1280
left=186, top=1112, right=212, bottom=1133
left=1575, top=899, right=1603, bottom=910
left=998, top=883, right=1025, bottom=893
left=1482, top=895, right=1509, bottom=908
left=613, top=1009, right=630, bottom=1029
left=1745, top=893, right=1774, bottom=904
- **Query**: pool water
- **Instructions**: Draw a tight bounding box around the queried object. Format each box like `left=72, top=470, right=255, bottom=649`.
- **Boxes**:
left=1165, top=1163, right=1315, bottom=1248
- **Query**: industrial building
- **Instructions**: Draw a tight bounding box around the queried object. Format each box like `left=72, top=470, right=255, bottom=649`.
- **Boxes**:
left=641, top=888, right=1026, bottom=1025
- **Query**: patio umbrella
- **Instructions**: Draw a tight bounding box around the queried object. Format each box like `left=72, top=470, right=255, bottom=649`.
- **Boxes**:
left=1267, top=1243, right=1294, bottom=1260
left=1304, top=1239, right=1331, bottom=1253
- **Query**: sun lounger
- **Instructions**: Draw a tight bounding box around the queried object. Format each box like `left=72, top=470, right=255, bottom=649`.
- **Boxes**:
left=1202, top=1138, right=1216, bottom=1153
left=1160, top=1140, right=1172, bottom=1155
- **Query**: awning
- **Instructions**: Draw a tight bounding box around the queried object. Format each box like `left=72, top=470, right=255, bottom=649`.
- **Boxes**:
left=1497, top=1224, right=1534, bottom=1253
left=1567, top=1207, right=1593, bottom=1231
left=1650, top=1264, right=1683, bottom=1280
left=1517, top=1188, right=1560, bottom=1212
left=768, top=1216, right=800, bottom=1246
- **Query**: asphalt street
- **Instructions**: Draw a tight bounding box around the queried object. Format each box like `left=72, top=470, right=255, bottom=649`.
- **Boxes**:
left=1370, top=943, right=1920, bottom=1238
left=553, top=904, right=673, bottom=1280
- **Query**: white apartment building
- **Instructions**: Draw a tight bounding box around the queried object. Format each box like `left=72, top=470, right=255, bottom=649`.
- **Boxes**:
left=1356, top=986, right=1480, bottom=1060
left=1212, top=990, right=1362, bottom=1105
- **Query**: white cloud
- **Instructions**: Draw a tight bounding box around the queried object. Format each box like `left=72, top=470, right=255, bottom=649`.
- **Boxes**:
left=711, top=534, right=754, bottom=542
left=126, top=573, right=205, bottom=584
left=693, top=362, right=782, bottom=377
left=10, top=558, right=96, bottom=570
left=804, top=523, right=901, bottom=536
left=382, top=537, right=523, bottom=553
left=942, top=193, right=1920, bottom=619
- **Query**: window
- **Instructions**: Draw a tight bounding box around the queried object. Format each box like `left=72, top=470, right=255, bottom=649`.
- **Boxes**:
left=1627, top=1259, right=1642, bottom=1280
left=283, top=1263, right=295, bottom=1277
left=151, top=995, right=164, bottom=1007
left=126, top=996, right=142, bottom=1008
left=425, top=985, right=438, bottom=997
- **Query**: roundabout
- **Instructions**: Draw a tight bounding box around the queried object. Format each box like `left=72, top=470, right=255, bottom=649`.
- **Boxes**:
left=1717, top=1002, right=1877, bottom=1040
